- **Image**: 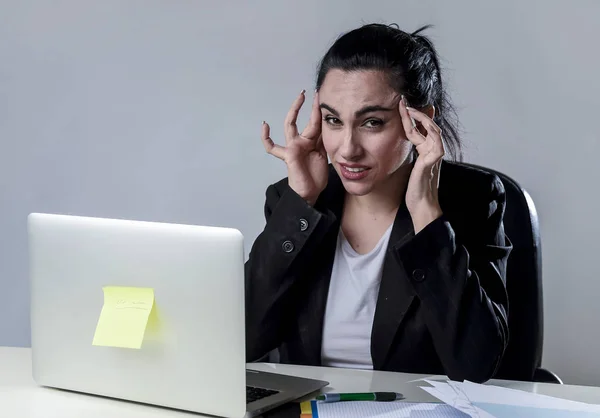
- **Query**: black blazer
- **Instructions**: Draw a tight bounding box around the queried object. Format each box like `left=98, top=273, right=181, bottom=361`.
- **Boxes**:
left=245, top=161, right=511, bottom=383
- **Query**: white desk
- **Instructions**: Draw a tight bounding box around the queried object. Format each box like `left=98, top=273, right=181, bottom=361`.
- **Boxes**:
left=2, top=346, right=600, bottom=417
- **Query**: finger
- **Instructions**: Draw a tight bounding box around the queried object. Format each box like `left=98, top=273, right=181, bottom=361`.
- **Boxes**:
left=423, top=159, right=441, bottom=198
left=284, top=90, right=306, bottom=140
left=433, top=160, right=442, bottom=190
left=399, top=97, right=426, bottom=146
left=300, top=91, right=321, bottom=140
left=261, top=121, right=285, bottom=160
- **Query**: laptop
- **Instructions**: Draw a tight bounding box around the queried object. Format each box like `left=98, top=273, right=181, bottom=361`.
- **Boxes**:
left=28, top=213, right=328, bottom=418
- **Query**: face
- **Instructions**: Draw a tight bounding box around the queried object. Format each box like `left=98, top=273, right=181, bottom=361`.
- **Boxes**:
left=319, top=69, right=413, bottom=196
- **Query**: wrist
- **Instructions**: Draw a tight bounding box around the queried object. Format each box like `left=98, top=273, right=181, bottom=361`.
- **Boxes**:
left=304, top=195, right=319, bottom=206
left=411, top=202, right=443, bottom=234
left=289, top=185, right=319, bottom=207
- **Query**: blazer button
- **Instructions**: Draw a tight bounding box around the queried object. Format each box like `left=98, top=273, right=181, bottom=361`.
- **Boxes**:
left=282, top=240, right=295, bottom=253
left=299, top=218, right=309, bottom=232
left=412, top=269, right=426, bottom=282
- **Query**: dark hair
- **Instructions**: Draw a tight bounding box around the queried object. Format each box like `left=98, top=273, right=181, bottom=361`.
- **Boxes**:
left=316, top=23, right=462, bottom=161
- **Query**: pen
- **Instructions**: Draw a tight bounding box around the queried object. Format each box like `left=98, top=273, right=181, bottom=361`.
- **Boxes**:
left=316, top=392, right=404, bottom=402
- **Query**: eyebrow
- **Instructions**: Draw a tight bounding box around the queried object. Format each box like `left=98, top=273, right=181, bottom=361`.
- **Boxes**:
left=320, top=103, right=395, bottom=117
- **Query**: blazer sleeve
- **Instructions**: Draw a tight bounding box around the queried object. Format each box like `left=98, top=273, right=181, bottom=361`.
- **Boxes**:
left=245, top=183, right=336, bottom=362
left=393, top=174, right=511, bottom=383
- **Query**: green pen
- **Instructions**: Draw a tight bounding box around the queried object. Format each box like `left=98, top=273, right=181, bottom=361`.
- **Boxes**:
left=316, top=392, right=404, bottom=403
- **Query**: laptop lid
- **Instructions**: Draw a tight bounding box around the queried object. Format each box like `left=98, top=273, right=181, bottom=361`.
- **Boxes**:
left=28, top=213, right=247, bottom=418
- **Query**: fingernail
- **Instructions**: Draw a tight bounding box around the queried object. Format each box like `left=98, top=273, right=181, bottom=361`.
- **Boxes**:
left=262, top=120, right=265, bottom=125
left=406, top=106, right=415, bottom=112
left=401, top=94, right=406, bottom=104
left=300, top=89, right=306, bottom=95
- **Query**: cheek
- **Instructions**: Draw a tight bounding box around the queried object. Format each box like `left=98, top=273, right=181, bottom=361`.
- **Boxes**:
left=393, top=137, right=413, bottom=156
left=371, top=137, right=412, bottom=169
left=322, top=130, right=340, bottom=155
left=372, top=123, right=410, bottom=160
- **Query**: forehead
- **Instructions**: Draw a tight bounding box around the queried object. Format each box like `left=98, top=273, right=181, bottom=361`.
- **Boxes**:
left=319, top=69, right=398, bottom=111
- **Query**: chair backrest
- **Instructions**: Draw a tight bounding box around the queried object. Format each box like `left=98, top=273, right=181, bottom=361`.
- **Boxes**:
left=460, top=163, right=544, bottom=381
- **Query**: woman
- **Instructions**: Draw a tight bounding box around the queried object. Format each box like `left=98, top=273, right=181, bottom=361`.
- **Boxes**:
left=245, top=23, right=511, bottom=383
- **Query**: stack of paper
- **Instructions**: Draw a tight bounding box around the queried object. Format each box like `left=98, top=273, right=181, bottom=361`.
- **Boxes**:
left=421, top=379, right=600, bottom=417
left=303, top=400, right=468, bottom=417
left=301, top=381, right=600, bottom=417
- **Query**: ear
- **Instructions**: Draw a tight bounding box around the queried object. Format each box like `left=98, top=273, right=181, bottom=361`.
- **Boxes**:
left=416, top=105, right=436, bottom=136
left=423, top=105, right=435, bottom=120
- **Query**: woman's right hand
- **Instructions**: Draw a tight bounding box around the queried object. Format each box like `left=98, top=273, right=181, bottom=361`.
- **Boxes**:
left=262, top=90, right=329, bottom=205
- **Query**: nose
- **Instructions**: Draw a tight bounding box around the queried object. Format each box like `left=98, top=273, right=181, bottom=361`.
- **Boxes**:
left=339, top=129, right=363, bottom=161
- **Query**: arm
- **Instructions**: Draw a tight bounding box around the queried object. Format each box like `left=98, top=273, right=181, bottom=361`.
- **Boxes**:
left=244, top=183, right=335, bottom=362
left=393, top=175, right=511, bottom=383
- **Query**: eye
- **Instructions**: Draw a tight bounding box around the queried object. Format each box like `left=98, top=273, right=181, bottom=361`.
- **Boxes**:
left=363, top=119, right=384, bottom=128
left=324, top=115, right=342, bottom=126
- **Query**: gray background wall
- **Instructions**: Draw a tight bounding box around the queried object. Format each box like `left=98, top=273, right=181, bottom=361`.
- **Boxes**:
left=1, top=0, right=598, bottom=385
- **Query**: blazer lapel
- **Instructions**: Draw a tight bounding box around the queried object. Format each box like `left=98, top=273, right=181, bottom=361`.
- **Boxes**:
left=297, top=167, right=344, bottom=366
left=371, top=200, right=417, bottom=369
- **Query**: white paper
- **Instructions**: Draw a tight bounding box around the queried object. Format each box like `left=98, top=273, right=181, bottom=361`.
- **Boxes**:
left=313, top=401, right=468, bottom=417
left=461, top=380, right=600, bottom=413
left=420, top=379, right=600, bottom=417
left=420, top=382, right=494, bottom=418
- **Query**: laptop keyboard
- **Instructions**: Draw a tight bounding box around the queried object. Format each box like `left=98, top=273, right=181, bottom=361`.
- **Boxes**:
left=246, top=386, right=280, bottom=404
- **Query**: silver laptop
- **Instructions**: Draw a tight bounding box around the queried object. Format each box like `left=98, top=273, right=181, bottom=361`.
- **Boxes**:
left=28, top=213, right=327, bottom=418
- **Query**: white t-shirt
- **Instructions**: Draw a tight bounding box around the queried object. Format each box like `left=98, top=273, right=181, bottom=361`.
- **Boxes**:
left=321, top=225, right=393, bottom=369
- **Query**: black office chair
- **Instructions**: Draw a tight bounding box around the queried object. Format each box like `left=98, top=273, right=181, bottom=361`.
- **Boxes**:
left=460, top=163, right=562, bottom=384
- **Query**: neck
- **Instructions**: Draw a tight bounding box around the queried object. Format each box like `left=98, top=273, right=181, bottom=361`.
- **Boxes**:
left=344, top=163, right=412, bottom=216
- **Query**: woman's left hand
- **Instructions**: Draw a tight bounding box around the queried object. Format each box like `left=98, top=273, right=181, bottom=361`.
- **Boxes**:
left=399, top=96, right=445, bottom=233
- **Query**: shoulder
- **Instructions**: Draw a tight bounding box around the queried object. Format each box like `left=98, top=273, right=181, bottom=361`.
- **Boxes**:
left=439, top=161, right=506, bottom=210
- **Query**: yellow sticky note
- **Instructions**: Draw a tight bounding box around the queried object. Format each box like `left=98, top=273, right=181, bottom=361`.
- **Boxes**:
left=92, top=286, right=155, bottom=349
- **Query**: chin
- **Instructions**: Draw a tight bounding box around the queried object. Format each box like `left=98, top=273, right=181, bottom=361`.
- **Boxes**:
left=340, top=180, right=374, bottom=196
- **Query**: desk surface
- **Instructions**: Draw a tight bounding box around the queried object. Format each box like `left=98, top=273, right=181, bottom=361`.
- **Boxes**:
left=2, top=346, right=600, bottom=417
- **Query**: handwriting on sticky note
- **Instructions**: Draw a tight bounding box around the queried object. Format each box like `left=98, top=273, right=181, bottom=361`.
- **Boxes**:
left=92, top=286, right=155, bottom=349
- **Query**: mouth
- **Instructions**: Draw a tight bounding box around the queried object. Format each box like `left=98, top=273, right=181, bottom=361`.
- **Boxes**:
left=338, top=163, right=371, bottom=181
